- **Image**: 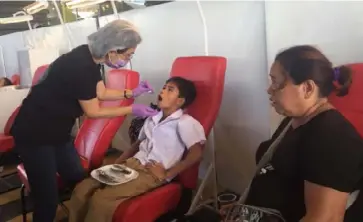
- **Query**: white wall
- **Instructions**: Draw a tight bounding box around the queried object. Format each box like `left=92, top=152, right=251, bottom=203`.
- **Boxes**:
left=0, top=18, right=97, bottom=78
left=0, top=32, right=25, bottom=78
left=0, top=88, right=30, bottom=132
left=265, top=1, right=363, bottom=133
left=0, top=1, right=363, bottom=193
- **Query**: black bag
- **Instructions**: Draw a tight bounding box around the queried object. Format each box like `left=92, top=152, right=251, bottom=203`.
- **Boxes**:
left=180, top=204, right=284, bottom=222
left=224, top=204, right=285, bottom=222
left=177, top=206, right=222, bottom=222
left=128, top=103, right=159, bottom=143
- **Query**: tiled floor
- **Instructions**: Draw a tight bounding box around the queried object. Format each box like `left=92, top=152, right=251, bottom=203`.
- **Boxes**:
left=0, top=154, right=119, bottom=222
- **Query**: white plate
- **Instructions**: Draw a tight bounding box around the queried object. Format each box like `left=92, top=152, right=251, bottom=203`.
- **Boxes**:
left=90, top=164, right=139, bottom=186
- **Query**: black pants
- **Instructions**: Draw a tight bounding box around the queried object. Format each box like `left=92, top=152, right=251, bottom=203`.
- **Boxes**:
left=15, top=141, right=86, bottom=222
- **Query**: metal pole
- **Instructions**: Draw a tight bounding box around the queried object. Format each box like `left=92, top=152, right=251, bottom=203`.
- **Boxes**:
left=52, top=0, right=74, bottom=50
left=110, top=0, right=120, bottom=19
left=0, top=46, right=6, bottom=78
left=95, top=5, right=106, bottom=82
left=13, top=11, right=34, bottom=48
left=12, top=11, right=32, bottom=31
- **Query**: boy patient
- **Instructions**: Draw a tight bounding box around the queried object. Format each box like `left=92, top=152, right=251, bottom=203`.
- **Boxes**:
left=69, top=77, right=206, bottom=222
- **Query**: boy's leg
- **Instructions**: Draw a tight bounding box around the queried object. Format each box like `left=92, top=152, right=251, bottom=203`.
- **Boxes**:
left=55, top=141, right=87, bottom=187
left=84, top=159, right=163, bottom=222
left=68, top=178, right=103, bottom=222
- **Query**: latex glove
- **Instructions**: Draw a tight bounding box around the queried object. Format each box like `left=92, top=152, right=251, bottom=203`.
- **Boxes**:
left=132, top=81, right=154, bottom=98
left=132, top=104, right=159, bottom=118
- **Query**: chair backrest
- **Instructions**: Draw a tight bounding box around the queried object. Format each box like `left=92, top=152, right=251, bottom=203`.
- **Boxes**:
left=329, top=63, right=363, bottom=137
left=32, top=64, right=49, bottom=86
left=11, top=74, right=20, bottom=85
left=3, top=106, right=21, bottom=135
left=3, top=65, right=48, bottom=135
left=170, top=56, right=226, bottom=189
left=74, top=69, right=139, bottom=169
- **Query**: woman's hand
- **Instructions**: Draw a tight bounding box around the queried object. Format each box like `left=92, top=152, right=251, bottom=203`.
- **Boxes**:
left=131, top=104, right=158, bottom=118
left=146, top=160, right=166, bottom=181
left=132, top=81, right=154, bottom=97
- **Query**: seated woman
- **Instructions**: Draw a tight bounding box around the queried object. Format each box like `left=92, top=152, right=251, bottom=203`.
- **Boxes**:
left=69, top=77, right=206, bottom=222
left=243, top=45, right=363, bottom=222
left=0, top=77, right=13, bottom=88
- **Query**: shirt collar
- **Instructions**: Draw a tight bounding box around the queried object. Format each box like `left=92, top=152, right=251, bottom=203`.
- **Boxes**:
left=152, top=109, right=183, bottom=124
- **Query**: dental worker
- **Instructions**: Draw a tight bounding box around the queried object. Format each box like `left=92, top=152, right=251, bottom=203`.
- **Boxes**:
left=10, top=19, right=157, bottom=222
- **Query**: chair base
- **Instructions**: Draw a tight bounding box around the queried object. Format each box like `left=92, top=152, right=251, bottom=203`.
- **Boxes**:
left=20, top=184, right=72, bottom=222
left=155, top=188, right=193, bottom=222
left=20, top=184, right=27, bottom=222
left=0, top=172, right=22, bottom=195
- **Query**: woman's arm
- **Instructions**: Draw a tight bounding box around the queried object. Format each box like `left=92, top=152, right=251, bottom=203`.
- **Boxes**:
left=96, top=81, right=133, bottom=101
left=79, top=98, right=132, bottom=118
left=301, top=181, right=348, bottom=222
left=298, top=117, right=363, bottom=222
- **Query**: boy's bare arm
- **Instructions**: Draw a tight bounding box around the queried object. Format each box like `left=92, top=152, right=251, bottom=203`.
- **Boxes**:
left=165, top=143, right=203, bottom=179
left=114, top=140, right=141, bottom=164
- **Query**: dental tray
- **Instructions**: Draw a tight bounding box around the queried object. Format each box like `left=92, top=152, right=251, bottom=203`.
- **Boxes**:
left=90, top=164, right=139, bottom=186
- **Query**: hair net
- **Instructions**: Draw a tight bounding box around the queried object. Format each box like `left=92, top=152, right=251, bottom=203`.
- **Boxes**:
left=88, top=19, right=142, bottom=59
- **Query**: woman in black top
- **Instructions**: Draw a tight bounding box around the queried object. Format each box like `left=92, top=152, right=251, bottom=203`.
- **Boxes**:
left=11, top=20, right=157, bottom=222
left=245, top=45, right=363, bottom=222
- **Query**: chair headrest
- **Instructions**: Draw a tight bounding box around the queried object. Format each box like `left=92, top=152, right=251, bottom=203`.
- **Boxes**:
left=329, top=63, right=363, bottom=137
left=32, top=65, right=49, bottom=86
left=170, top=56, right=226, bottom=135
left=11, top=74, right=20, bottom=85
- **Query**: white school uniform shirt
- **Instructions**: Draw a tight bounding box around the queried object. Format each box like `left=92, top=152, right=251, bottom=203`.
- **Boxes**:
left=133, top=109, right=206, bottom=172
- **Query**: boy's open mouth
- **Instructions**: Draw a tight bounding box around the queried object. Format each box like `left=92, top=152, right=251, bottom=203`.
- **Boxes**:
left=158, top=95, right=162, bottom=101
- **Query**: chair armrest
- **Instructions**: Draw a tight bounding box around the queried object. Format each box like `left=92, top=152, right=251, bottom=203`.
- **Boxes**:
left=0, top=134, right=14, bottom=152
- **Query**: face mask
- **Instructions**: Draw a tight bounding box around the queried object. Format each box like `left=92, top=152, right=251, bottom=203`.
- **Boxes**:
left=105, top=59, right=128, bottom=69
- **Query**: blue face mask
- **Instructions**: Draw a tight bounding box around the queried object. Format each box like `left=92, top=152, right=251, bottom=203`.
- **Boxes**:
left=105, top=59, right=128, bottom=69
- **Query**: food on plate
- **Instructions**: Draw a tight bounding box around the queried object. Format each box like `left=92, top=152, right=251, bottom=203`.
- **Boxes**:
left=110, top=164, right=132, bottom=175
left=97, top=170, right=118, bottom=183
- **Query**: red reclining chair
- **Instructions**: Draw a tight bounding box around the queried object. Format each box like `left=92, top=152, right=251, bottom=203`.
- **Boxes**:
left=0, top=65, right=50, bottom=157
left=328, top=63, right=363, bottom=221
left=11, top=74, right=20, bottom=85
left=0, top=67, right=47, bottom=193
left=17, top=69, right=140, bottom=221
left=113, top=56, right=227, bottom=222
left=0, top=107, right=20, bottom=155
left=32, top=65, right=49, bottom=86
left=0, top=107, right=21, bottom=194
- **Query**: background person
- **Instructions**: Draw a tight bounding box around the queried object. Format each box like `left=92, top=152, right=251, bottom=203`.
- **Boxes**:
left=243, top=45, right=363, bottom=222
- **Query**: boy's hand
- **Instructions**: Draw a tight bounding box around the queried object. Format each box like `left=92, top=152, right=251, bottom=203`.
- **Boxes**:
left=146, top=160, right=166, bottom=181
left=114, top=158, right=126, bottom=164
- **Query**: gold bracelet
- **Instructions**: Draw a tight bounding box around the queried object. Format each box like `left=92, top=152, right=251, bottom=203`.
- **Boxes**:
left=124, top=90, right=130, bottom=99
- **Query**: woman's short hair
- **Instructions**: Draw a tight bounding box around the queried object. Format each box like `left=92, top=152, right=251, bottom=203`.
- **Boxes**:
left=88, top=19, right=142, bottom=59
left=275, top=45, right=352, bottom=97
